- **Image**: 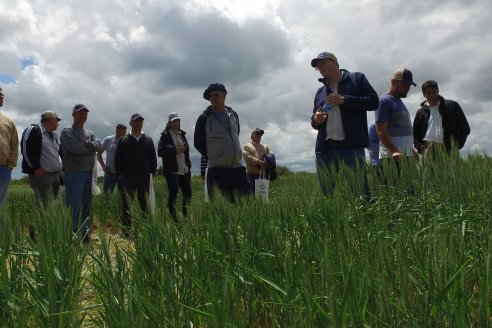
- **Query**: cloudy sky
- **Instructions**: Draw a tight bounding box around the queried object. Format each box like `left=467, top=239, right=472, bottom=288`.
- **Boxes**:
left=1, top=0, right=491, bottom=178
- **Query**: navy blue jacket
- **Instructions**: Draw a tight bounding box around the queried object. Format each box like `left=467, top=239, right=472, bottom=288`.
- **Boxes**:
left=311, top=69, right=379, bottom=153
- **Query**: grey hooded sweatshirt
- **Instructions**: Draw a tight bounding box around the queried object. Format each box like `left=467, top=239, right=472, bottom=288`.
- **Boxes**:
left=194, top=106, right=242, bottom=168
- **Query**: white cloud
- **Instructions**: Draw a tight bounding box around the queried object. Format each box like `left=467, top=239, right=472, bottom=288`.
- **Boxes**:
left=1, top=0, right=491, bottom=179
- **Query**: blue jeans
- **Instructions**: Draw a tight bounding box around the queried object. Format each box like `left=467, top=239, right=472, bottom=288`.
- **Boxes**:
left=0, top=166, right=12, bottom=209
left=207, top=166, right=250, bottom=203
left=64, top=171, right=92, bottom=237
left=166, top=172, right=192, bottom=222
left=103, top=172, right=118, bottom=194
left=315, top=144, right=369, bottom=199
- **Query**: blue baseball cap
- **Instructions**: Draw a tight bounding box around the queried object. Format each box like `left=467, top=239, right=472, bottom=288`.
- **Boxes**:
left=392, top=68, right=416, bottom=86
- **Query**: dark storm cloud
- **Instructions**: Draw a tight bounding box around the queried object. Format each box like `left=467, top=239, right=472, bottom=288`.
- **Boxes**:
left=120, top=5, right=292, bottom=90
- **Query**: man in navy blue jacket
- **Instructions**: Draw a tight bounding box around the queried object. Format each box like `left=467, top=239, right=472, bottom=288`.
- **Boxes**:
left=310, top=52, right=379, bottom=197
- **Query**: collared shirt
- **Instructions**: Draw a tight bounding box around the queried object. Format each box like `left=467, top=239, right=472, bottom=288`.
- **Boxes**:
left=325, top=85, right=345, bottom=141
left=423, top=101, right=444, bottom=144
left=170, top=130, right=188, bottom=175
left=40, top=125, right=62, bottom=172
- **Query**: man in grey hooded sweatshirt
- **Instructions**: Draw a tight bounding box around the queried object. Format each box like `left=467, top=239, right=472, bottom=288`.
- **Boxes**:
left=194, top=83, right=250, bottom=202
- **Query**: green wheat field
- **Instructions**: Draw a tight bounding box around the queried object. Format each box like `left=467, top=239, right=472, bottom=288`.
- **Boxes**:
left=1, top=153, right=491, bottom=327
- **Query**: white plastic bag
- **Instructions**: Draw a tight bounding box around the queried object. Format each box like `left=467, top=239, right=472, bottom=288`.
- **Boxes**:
left=204, top=168, right=210, bottom=203
left=92, top=156, right=101, bottom=195
left=149, top=174, right=156, bottom=214
left=255, top=172, right=269, bottom=203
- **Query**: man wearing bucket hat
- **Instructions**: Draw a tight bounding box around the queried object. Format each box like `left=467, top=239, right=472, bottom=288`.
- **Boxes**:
left=310, top=52, right=379, bottom=198
left=158, top=112, right=192, bottom=222
left=242, top=127, right=272, bottom=193
left=60, top=104, right=103, bottom=244
left=194, top=83, right=250, bottom=202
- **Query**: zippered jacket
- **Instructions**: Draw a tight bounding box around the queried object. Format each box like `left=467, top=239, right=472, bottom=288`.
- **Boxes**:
left=157, top=127, right=191, bottom=176
left=311, top=69, right=379, bottom=153
left=194, top=106, right=242, bottom=168
left=413, top=95, right=470, bottom=154
left=115, top=133, right=157, bottom=176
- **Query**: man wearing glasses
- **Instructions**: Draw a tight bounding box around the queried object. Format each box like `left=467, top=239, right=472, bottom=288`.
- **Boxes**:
left=310, top=52, right=379, bottom=198
left=194, top=83, right=250, bottom=202
left=0, top=87, right=19, bottom=210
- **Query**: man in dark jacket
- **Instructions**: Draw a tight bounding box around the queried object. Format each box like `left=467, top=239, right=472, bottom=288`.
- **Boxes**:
left=158, top=112, right=191, bottom=222
left=21, top=111, right=62, bottom=207
left=115, top=113, right=157, bottom=232
left=194, top=83, right=250, bottom=202
left=413, top=80, right=470, bottom=155
left=310, top=52, right=379, bottom=197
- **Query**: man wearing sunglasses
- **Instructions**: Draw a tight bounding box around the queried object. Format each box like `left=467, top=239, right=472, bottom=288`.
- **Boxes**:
left=0, top=87, right=19, bottom=211
left=194, top=83, right=250, bottom=202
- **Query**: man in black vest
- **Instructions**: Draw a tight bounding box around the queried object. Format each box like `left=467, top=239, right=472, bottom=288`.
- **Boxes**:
left=21, top=110, right=63, bottom=207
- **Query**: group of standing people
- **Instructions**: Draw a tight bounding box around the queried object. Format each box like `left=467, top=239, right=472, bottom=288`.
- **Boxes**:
left=310, top=51, right=470, bottom=198
left=0, top=82, right=274, bottom=242
left=0, top=50, right=471, bottom=240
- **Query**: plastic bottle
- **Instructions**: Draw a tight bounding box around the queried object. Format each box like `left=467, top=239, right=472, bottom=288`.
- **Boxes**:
left=322, top=102, right=331, bottom=112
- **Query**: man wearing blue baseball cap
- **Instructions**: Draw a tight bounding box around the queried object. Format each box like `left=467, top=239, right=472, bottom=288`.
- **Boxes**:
left=310, top=52, right=379, bottom=199
left=376, top=68, right=420, bottom=165
left=194, top=83, right=250, bottom=202
left=115, top=113, right=157, bottom=235
left=60, top=103, right=103, bottom=244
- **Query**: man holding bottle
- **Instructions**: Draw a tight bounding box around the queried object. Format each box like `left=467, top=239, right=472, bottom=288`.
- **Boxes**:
left=310, top=52, right=379, bottom=197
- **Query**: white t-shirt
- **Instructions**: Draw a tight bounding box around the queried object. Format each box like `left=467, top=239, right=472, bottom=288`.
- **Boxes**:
left=324, top=86, right=345, bottom=141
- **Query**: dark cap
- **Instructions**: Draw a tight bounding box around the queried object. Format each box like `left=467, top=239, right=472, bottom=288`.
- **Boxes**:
left=41, top=110, right=61, bottom=122
left=251, top=128, right=264, bottom=136
left=130, top=113, right=144, bottom=121
left=392, top=68, right=416, bottom=86
left=311, top=52, right=337, bottom=67
left=203, top=83, right=227, bottom=100
left=72, top=104, right=89, bottom=113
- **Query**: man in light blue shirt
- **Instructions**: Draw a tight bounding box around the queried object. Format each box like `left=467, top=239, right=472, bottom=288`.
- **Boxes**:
left=97, top=123, right=127, bottom=195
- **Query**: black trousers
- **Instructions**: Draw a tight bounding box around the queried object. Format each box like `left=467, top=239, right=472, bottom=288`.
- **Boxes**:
left=121, top=174, right=150, bottom=226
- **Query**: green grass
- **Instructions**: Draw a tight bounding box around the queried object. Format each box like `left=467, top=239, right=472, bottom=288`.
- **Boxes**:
left=1, top=153, right=491, bottom=327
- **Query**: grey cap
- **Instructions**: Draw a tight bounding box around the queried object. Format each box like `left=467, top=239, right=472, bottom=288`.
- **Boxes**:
left=41, top=110, right=61, bottom=122
left=311, top=52, right=337, bottom=67
left=72, top=104, right=89, bottom=113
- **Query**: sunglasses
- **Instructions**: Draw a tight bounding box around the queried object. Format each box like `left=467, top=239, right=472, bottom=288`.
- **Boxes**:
left=209, top=92, right=222, bottom=98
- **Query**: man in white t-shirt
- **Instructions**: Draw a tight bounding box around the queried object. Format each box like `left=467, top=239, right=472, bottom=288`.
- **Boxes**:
left=413, top=80, right=470, bottom=155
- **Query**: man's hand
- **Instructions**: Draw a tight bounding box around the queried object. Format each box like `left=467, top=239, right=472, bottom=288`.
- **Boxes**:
left=391, top=152, right=402, bottom=163
left=325, top=92, right=345, bottom=106
left=412, top=148, right=420, bottom=161
left=34, top=167, right=46, bottom=177
left=313, top=107, right=327, bottom=124
left=176, top=144, right=187, bottom=153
